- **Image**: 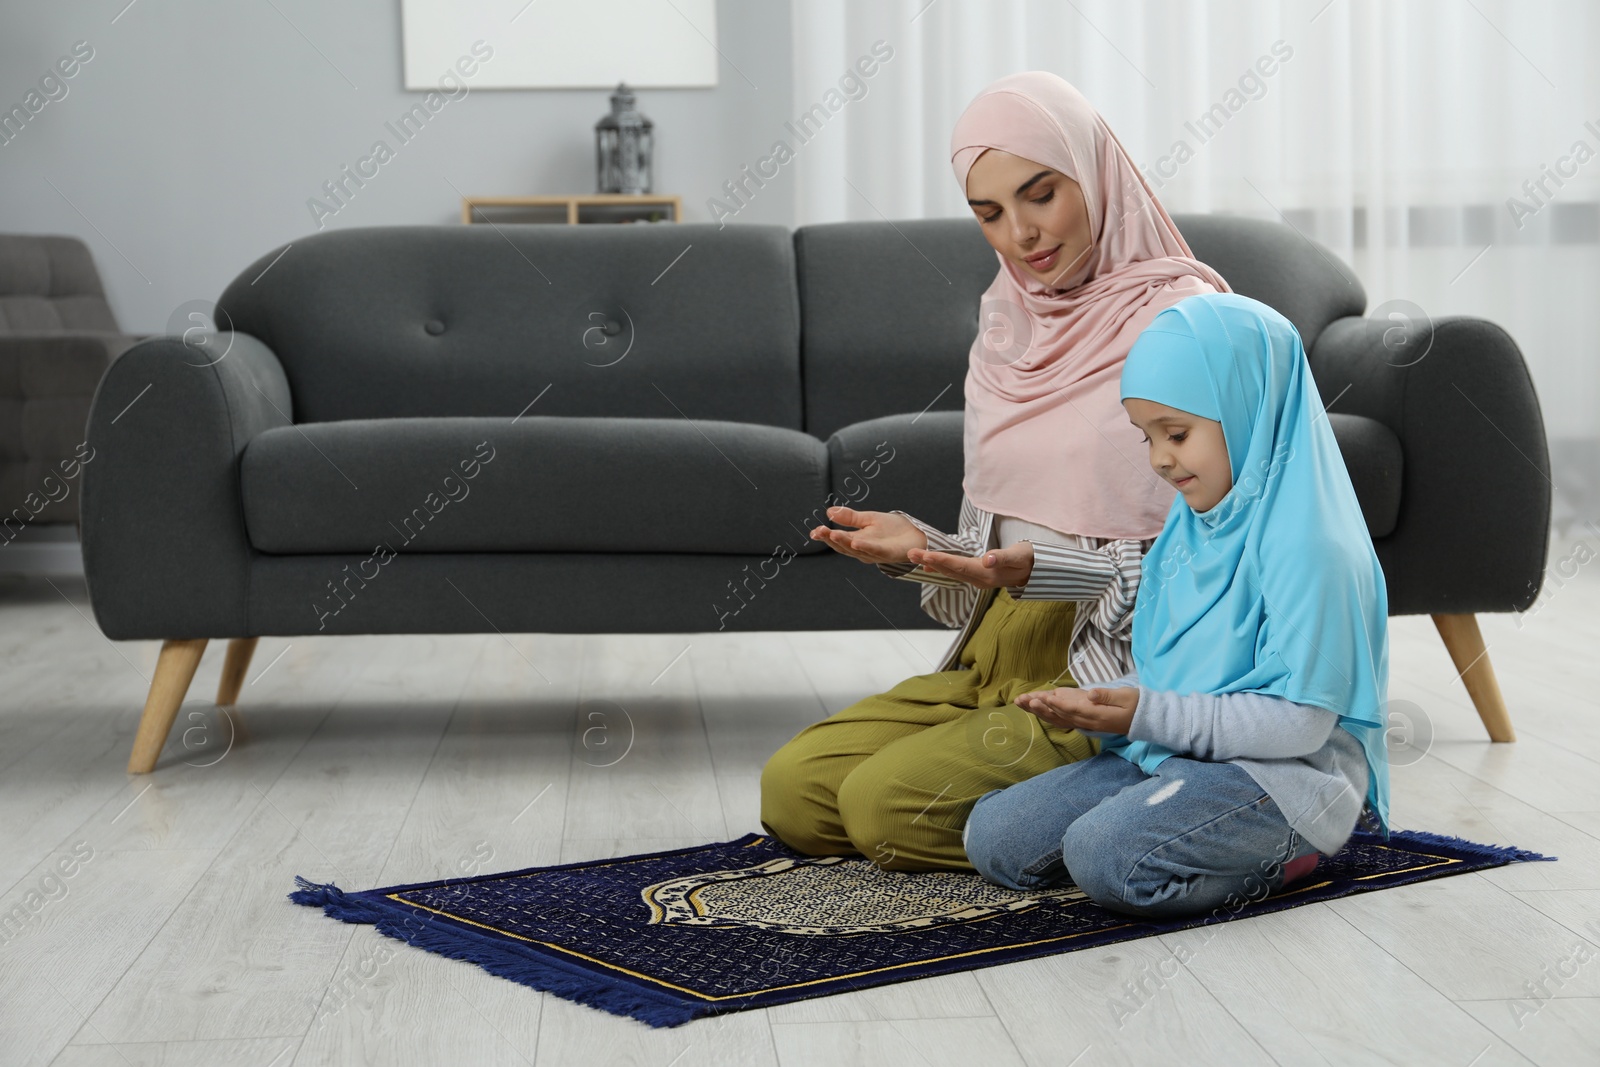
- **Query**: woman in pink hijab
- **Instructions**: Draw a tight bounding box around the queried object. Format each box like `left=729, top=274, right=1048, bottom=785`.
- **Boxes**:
left=760, top=71, right=1231, bottom=870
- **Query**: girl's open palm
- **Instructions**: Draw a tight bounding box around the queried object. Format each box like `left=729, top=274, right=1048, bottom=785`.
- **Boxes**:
left=809, top=506, right=927, bottom=565
left=1016, top=685, right=1139, bottom=735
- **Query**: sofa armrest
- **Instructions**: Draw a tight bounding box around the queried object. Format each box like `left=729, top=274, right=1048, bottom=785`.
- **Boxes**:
left=81, top=332, right=291, bottom=639
left=1309, top=314, right=1551, bottom=615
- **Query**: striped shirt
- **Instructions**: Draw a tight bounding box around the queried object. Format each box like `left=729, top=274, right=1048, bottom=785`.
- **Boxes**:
left=874, top=492, right=1154, bottom=685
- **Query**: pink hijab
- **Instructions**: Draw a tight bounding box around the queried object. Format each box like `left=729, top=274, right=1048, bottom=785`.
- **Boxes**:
left=951, top=72, right=1231, bottom=540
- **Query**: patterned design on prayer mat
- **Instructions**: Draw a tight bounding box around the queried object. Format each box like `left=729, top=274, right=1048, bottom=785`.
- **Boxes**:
left=290, top=829, right=1554, bottom=1028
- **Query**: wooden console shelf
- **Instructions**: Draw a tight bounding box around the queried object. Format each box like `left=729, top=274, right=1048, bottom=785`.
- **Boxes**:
left=461, top=194, right=682, bottom=225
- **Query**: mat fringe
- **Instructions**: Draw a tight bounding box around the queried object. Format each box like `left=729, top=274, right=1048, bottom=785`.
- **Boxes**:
left=1362, top=827, right=1558, bottom=865
left=289, top=875, right=707, bottom=1027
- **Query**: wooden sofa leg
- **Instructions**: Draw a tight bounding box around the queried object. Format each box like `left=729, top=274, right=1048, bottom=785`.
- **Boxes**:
left=127, top=638, right=209, bottom=774
left=1431, top=613, right=1516, bottom=743
left=216, top=637, right=259, bottom=707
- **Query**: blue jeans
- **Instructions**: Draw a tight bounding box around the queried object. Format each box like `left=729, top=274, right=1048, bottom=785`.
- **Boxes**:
left=963, top=751, right=1314, bottom=920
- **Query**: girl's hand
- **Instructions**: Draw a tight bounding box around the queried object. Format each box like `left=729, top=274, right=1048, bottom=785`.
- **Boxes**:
left=906, top=541, right=1035, bottom=589
left=809, top=506, right=928, bottom=565
left=1016, top=685, right=1138, bottom=735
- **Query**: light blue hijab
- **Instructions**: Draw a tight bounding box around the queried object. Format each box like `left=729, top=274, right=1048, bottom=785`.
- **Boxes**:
left=1111, top=291, right=1391, bottom=837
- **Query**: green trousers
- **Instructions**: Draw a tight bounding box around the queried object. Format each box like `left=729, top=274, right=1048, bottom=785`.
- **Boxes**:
left=760, top=586, right=1098, bottom=871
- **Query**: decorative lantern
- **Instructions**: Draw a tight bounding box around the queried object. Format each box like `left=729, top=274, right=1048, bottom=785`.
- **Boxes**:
left=595, top=82, right=653, bottom=195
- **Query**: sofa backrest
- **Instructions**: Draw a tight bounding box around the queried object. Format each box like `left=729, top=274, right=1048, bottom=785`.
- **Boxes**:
left=796, top=219, right=999, bottom=439
left=215, top=223, right=803, bottom=427
left=215, top=215, right=1367, bottom=435
left=0, top=235, right=121, bottom=333
left=1172, top=213, right=1367, bottom=353
left=793, top=213, right=1368, bottom=438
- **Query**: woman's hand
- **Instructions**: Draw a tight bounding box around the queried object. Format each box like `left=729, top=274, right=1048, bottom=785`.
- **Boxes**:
left=1016, top=685, right=1138, bottom=735
left=907, top=541, right=1034, bottom=589
left=809, top=506, right=928, bottom=565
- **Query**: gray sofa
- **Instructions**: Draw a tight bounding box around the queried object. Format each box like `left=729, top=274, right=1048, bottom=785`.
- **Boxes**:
left=1, top=235, right=141, bottom=532
left=80, top=215, right=1551, bottom=773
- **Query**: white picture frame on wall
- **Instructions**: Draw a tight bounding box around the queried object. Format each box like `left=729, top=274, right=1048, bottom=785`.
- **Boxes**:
left=400, top=0, right=719, bottom=90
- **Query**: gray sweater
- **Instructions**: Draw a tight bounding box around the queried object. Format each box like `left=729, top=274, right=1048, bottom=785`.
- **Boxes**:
left=1088, top=668, right=1370, bottom=856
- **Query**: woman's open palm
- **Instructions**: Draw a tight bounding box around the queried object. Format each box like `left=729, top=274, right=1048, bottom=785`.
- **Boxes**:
left=809, top=506, right=927, bottom=565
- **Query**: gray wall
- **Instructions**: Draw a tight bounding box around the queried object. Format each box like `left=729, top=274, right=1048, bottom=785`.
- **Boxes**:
left=0, top=0, right=794, bottom=333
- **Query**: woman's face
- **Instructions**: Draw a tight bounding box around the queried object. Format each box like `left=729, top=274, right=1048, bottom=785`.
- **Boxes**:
left=965, top=149, right=1093, bottom=289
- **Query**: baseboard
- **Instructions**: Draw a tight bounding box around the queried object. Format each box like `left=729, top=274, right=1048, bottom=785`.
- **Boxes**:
left=0, top=526, right=84, bottom=576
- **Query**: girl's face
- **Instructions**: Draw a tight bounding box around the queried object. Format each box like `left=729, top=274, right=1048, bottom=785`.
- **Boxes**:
left=1123, top=398, right=1233, bottom=513
left=965, top=149, right=1093, bottom=289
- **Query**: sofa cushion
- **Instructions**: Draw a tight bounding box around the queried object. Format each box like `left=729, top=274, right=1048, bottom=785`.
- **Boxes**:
left=1171, top=214, right=1368, bottom=355
left=1328, top=413, right=1403, bottom=538
left=215, top=224, right=803, bottom=429
left=240, top=416, right=831, bottom=555
left=792, top=215, right=1369, bottom=441
left=796, top=220, right=998, bottom=439
left=830, top=410, right=1401, bottom=541
left=827, top=411, right=964, bottom=536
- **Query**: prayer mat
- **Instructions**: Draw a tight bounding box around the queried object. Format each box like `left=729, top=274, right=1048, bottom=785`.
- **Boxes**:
left=290, top=828, right=1553, bottom=1028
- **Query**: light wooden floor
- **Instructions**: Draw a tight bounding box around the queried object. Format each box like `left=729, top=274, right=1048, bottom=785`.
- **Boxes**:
left=3, top=540, right=1599, bottom=1067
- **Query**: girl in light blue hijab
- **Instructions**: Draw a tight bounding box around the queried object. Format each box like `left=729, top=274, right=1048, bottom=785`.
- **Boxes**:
left=963, top=291, right=1391, bottom=920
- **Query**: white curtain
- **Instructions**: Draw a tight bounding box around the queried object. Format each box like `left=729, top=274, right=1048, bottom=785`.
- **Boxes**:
left=790, top=0, right=1600, bottom=532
